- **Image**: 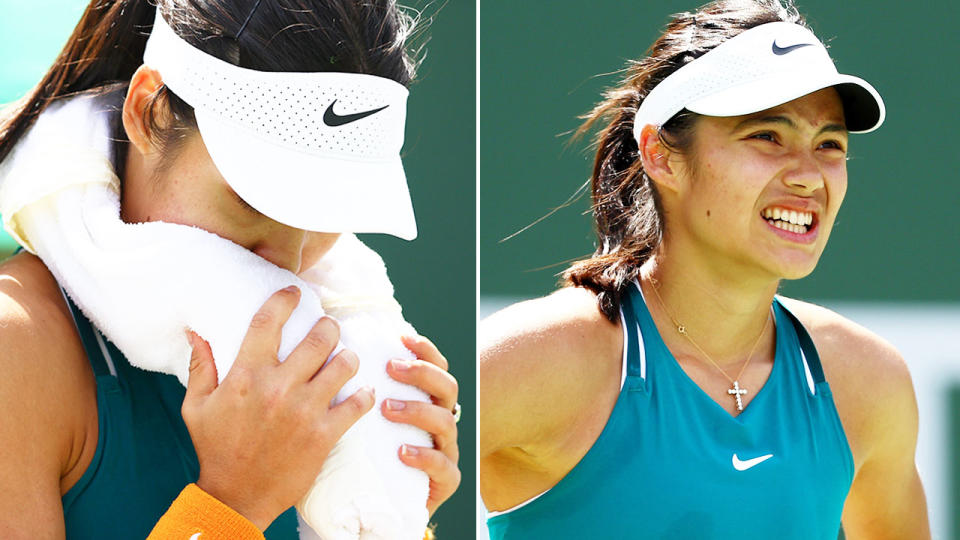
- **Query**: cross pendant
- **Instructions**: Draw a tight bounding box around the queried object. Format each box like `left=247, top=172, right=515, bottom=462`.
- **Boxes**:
left=728, top=380, right=748, bottom=411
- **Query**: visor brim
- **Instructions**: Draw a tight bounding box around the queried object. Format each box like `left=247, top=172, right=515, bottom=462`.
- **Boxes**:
left=195, top=110, right=417, bottom=241
left=687, top=73, right=885, bottom=134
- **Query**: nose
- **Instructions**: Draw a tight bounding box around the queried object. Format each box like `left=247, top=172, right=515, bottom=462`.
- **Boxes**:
left=252, top=224, right=308, bottom=273
left=781, top=150, right=825, bottom=194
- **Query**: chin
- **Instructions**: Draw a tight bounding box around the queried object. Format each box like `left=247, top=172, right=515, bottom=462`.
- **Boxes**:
left=772, top=254, right=822, bottom=280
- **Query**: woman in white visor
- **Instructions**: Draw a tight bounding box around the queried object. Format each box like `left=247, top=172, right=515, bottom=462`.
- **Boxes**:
left=480, top=1, right=930, bottom=538
left=0, top=0, right=459, bottom=538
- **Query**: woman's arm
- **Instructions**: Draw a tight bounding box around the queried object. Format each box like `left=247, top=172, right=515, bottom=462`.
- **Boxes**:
left=782, top=298, right=931, bottom=539
left=478, top=288, right=622, bottom=508
left=0, top=318, right=70, bottom=539
left=0, top=257, right=95, bottom=538
left=840, top=365, right=929, bottom=539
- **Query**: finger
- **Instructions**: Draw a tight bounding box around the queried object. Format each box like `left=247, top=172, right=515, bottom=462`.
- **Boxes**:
left=387, top=359, right=458, bottom=411
left=309, top=348, right=360, bottom=405
left=398, top=445, right=461, bottom=513
left=382, top=399, right=458, bottom=452
left=282, top=317, right=340, bottom=381
left=184, top=330, right=219, bottom=401
left=400, top=335, right=449, bottom=372
left=238, top=286, right=301, bottom=367
left=326, top=386, right=376, bottom=437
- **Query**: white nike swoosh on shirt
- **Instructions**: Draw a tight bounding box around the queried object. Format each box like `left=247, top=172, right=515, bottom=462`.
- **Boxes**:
left=189, top=533, right=201, bottom=540
left=732, top=453, right=774, bottom=471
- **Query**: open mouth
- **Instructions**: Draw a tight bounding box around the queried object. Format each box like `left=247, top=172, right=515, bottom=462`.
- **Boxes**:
left=761, top=206, right=817, bottom=236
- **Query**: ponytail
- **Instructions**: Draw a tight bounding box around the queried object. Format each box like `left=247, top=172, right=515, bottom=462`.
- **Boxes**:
left=562, top=69, right=673, bottom=322
left=0, top=0, right=157, bottom=163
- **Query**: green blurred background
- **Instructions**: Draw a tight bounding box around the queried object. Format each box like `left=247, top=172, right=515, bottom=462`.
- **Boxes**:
left=480, top=1, right=958, bottom=539
left=0, top=0, right=475, bottom=537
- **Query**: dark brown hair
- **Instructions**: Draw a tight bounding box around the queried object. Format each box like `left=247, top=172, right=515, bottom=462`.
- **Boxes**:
left=563, top=0, right=807, bottom=321
left=0, top=0, right=420, bottom=173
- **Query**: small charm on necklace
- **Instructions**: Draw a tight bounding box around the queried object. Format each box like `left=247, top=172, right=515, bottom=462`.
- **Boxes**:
left=677, top=325, right=687, bottom=335
left=728, top=380, right=748, bottom=411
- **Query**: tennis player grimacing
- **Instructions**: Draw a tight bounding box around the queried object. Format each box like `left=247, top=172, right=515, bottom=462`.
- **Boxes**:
left=480, top=1, right=929, bottom=538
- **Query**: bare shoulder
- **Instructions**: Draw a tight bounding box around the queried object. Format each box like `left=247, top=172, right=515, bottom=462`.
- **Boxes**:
left=0, top=252, right=95, bottom=493
left=0, top=251, right=78, bottom=343
left=777, top=297, right=917, bottom=461
left=479, top=286, right=622, bottom=454
left=777, top=297, right=910, bottom=385
left=480, top=285, right=620, bottom=360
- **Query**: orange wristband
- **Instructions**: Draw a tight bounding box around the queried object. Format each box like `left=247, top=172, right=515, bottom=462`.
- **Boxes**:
left=147, top=483, right=264, bottom=540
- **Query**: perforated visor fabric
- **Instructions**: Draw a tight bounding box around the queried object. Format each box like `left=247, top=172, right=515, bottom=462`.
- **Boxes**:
left=198, top=109, right=416, bottom=240
left=633, top=22, right=884, bottom=141
left=142, top=8, right=416, bottom=239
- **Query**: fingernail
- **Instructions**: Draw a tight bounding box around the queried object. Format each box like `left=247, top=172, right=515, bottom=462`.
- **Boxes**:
left=184, top=329, right=197, bottom=347
left=390, top=359, right=412, bottom=371
left=283, top=285, right=300, bottom=294
left=363, top=385, right=376, bottom=399
left=385, top=399, right=406, bottom=411
left=401, top=444, right=419, bottom=457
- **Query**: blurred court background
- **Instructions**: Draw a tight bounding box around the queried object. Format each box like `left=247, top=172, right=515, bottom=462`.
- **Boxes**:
left=0, top=0, right=475, bottom=538
left=481, top=1, right=959, bottom=539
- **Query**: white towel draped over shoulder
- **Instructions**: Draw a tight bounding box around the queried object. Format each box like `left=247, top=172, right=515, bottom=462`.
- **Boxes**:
left=0, top=93, right=431, bottom=540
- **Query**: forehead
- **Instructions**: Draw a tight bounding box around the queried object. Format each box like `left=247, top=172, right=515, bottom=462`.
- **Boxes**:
left=723, top=87, right=846, bottom=130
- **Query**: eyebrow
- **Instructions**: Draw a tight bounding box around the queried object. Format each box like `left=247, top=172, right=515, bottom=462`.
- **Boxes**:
left=733, top=115, right=847, bottom=136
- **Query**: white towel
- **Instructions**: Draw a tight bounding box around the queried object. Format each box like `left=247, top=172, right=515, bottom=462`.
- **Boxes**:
left=0, top=93, right=431, bottom=540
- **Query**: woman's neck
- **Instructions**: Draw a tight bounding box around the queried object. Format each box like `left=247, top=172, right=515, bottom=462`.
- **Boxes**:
left=639, top=248, right=779, bottom=369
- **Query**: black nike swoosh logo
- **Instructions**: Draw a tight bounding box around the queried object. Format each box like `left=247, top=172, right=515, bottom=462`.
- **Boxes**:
left=771, top=40, right=814, bottom=55
left=322, top=100, right=389, bottom=127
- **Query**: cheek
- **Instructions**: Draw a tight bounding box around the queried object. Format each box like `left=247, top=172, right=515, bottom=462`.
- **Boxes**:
left=819, top=165, right=848, bottom=228
left=829, top=170, right=848, bottom=211
left=689, top=163, right=764, bottom=227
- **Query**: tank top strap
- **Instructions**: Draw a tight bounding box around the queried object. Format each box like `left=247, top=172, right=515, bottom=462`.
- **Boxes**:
left=59, top=288, right=117, bottom=380
left=773, top=297, right=826, bottom=386
left=618, top=282, right=646, bottom=380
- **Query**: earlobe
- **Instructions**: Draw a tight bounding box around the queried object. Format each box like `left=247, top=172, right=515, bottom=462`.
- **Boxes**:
left=122, top=65, right=165, bottom=156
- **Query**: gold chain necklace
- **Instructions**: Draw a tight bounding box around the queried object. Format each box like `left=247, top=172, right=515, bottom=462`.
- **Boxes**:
left=647, top=277, right=770, bottom=412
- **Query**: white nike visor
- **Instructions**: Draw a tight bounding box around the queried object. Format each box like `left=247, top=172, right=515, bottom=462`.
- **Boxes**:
left=143, top=9, right=416, bottom=240
left=633, top=21, right=885, bottom=144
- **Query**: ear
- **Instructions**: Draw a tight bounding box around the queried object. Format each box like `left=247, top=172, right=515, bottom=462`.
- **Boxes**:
left=636, top=123, right=682, bottom=194
left=122, top=65, right=166, bottom=156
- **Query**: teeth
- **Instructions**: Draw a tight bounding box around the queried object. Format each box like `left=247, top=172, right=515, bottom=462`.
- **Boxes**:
left=766, top=219, right=809, bottom=235
left=762, top=207, right=814, bottom=227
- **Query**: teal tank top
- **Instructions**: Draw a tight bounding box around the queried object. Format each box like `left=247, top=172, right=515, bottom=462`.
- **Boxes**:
left=487, top=282, right=853, bottom=539
left=60, top=289, right=299, bottom=538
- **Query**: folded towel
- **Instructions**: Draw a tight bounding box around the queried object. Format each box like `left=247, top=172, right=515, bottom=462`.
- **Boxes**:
left=0, top=93, right=431, bottom=540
